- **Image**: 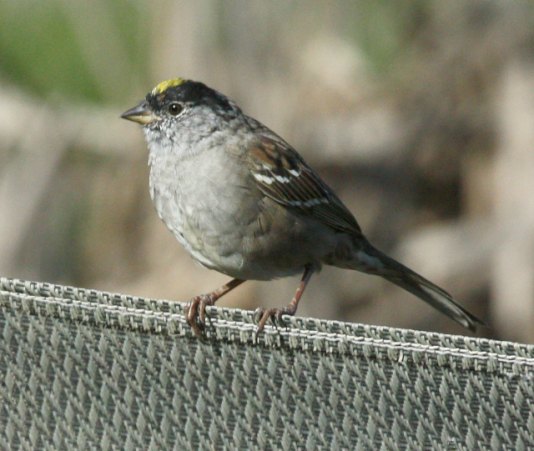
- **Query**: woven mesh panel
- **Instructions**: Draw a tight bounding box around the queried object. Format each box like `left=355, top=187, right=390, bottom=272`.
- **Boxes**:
left=1, top=277, right=533, bottom=450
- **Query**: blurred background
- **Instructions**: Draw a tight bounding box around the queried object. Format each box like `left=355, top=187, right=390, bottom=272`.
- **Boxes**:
left=1, top=0, right=533, bottom=343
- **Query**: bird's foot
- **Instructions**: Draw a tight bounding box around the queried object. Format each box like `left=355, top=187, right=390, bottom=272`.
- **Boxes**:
left=186, top=293, right=217, bottom=337
left=254, top=305, right=296, bottom=336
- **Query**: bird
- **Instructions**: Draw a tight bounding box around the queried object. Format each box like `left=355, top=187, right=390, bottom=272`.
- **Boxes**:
left=121, top=78, right=484, bottom=336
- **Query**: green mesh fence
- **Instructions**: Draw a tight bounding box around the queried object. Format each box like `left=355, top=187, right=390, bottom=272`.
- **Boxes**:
left=0, top=277, right=533, bottom=449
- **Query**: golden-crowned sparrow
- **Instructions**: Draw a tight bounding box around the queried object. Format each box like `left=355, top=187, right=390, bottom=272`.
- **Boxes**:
left=121, top=78, right=483, bottom=336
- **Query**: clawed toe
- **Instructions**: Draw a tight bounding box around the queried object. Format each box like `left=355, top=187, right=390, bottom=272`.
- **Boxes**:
left=254, top=266, right=313, bottom=336
left=253, top=307, right=266, bottom=323
left=186, top=294, right=216, bottom=337
left=255, top=307, right=292, bottom=335
left=183, top=279, right=245, bottom=338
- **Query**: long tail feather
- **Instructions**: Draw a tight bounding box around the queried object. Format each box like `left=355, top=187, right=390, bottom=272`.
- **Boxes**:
left=361, top=245, right=484, bottom=331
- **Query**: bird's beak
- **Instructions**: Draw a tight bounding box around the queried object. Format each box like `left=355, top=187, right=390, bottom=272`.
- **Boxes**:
left=121, top=100, right=159, bottom=125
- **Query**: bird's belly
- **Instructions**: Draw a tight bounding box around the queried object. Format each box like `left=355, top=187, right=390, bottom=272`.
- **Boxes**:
left=150, top=187, right=235, bottom=270
left=149, top=180, right=335, bottom=280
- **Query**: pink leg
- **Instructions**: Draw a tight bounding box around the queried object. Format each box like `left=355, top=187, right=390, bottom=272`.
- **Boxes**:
left=187, top=278, right=244, bottom=336
left=256, top=265, right=314, bottom=334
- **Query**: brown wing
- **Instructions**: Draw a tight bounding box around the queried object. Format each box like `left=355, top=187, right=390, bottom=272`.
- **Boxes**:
left=246, top=135, right=362, bottom=235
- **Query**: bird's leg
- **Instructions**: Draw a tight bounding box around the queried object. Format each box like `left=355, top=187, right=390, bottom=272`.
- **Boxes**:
left=256, top=265, right=314, bottom=334
left=187, top=278, right=244, bottom=336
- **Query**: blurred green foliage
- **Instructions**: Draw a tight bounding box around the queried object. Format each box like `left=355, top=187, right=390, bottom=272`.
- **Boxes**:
left=0, top=0, right=435, bottom=103
left=0, top=0, right=150, bottom=103
left=347, top=0, right=428, bottom=74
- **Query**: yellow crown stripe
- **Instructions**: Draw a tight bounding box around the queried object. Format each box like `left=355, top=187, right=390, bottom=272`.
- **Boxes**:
left=152, top=78, right=186, bottom=95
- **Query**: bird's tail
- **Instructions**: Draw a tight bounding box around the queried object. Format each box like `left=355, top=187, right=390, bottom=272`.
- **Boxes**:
left=356, top=243, right=484, bottom=331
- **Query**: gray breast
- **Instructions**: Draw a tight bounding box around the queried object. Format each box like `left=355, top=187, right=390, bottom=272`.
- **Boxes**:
left=148, top=141, right=260, bottom=275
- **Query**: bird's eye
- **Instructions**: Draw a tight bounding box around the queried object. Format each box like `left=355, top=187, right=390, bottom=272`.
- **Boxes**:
left=168, top=102, right=183, bottom=116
